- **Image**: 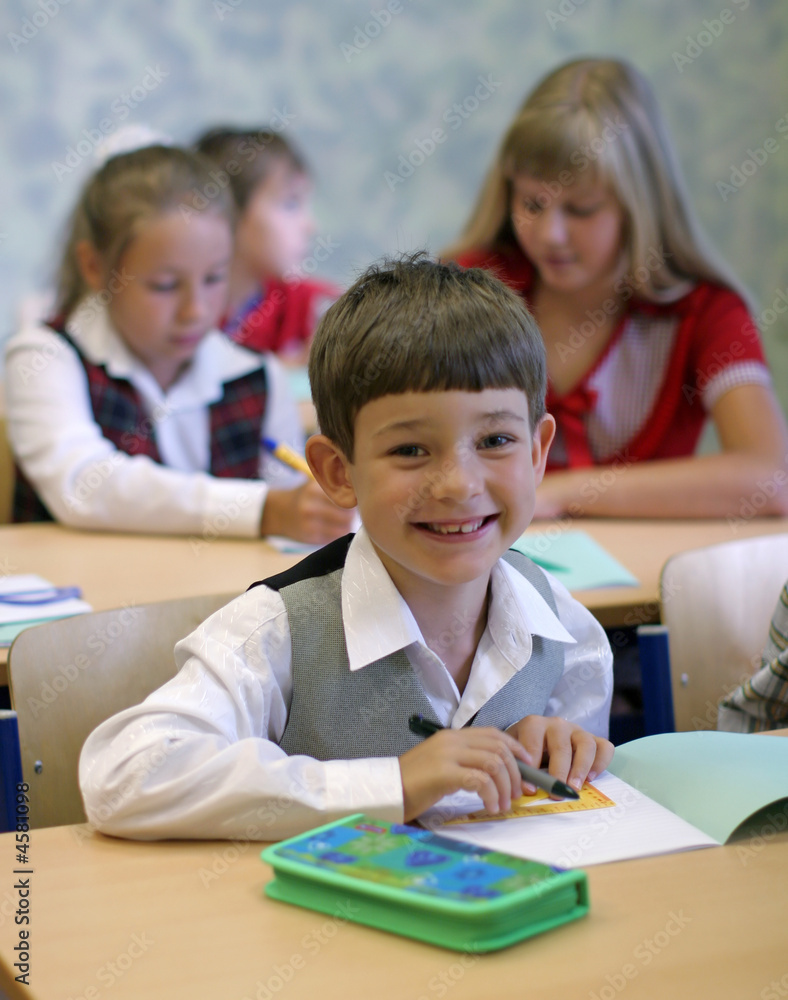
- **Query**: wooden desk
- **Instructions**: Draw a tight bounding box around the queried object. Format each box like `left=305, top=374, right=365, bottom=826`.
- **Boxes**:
left=0, top=525, right=303, bottom=682
left=0, top=816, right=786, bottom=1000
left=538, top=516, right=788, bottom=628
left=2, top=518, right=788, bottom=681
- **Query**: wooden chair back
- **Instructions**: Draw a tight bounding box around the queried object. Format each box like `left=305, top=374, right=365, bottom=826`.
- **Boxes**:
left=7, top=591, right=235, bottom=828
left=660, top=534, right=788, bottom=731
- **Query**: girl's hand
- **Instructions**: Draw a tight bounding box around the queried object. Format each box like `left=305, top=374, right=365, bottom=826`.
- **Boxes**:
left=506, top=715, right=614, bottom=794
left=260, top=480, right=356, bottom=544
left=399, top=726, right=530, bottom=821
left=533, top=469, right=587, bottom=520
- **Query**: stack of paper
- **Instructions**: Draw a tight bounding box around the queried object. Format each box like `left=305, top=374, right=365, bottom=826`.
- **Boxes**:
left=512, top=529, right=639, bottom=590
left=0, top=574, right=92, bottom=648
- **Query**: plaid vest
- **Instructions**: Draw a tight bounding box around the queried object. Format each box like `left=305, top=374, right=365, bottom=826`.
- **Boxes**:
left=13, top=327, right=268, bottom=522
left=250, top=535, right=565, bottom=760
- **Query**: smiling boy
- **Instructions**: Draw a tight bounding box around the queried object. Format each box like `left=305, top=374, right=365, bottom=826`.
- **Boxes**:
left=80, top=255, right=613, bottom=840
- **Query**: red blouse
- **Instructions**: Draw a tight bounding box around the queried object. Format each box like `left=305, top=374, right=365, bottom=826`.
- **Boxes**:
left=223, top=277, right=340, bottom=355
left=456, top=247, right=770, bottom=469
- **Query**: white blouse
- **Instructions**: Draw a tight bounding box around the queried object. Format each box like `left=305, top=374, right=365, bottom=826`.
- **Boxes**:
left=79, top=528, right=613, bottom=841
left=4, top=298, right=304, bottom=537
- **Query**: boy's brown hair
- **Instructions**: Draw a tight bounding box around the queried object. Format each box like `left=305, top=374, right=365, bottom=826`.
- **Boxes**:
left=309, top=253, right=546, bottom=460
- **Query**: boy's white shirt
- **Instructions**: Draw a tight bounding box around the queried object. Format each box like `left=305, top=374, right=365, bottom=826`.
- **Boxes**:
left=3, top=297, right=304, bottom=535
left=79, top=528, right=613, bottom=841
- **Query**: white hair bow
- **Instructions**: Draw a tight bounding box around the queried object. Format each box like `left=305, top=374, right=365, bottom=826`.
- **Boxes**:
left=93, top=124, right=173, bottom=168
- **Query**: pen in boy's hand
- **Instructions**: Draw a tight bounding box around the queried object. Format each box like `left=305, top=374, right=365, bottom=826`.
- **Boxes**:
left=261, top=437, right=314, bottom=479
left=407, top=714, right=580, bottom=800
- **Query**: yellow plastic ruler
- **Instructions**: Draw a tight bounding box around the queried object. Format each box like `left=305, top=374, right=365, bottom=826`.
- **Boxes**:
left=445, top=781, right=615, bottom=825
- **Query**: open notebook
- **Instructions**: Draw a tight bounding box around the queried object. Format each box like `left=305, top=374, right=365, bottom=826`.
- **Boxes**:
left=422, top=731, right=788, bottom=866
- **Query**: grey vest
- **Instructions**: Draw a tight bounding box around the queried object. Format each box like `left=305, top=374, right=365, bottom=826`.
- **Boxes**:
left=254, top=534, right=565, bottom=761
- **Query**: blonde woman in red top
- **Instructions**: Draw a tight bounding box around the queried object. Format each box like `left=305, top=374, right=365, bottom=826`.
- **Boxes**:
left=447, top=58, right=788, bottom=519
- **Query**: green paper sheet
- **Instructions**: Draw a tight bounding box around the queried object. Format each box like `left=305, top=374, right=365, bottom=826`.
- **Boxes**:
left=0, top=614, right=87, bottom=649
left=511, top=529, right=639, bottom=590
left=285, top=366, right=313, bottom=403
left=608, top=731, right=788, bottom=844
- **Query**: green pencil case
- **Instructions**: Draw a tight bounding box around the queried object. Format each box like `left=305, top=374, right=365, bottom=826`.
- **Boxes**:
left=262, top=813, right=589, bottom=952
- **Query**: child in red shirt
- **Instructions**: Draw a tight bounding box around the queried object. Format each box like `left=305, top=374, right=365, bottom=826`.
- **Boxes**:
left=195, top=127, right=340, bottom=364
left=446, top=58, right=788, bottom=519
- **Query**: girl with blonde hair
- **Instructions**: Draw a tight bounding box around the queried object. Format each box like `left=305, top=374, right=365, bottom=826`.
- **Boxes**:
left=448, top=57, right=788, bottom=518
left=5, top=142, right=353, bottom=543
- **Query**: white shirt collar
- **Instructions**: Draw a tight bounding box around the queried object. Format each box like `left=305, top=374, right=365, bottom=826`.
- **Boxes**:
left=341, top=528, right=575, bottom=674
left=66, top=297, right=264, bottom=408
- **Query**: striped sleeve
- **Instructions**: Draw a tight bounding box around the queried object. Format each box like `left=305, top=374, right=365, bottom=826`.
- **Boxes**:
left=718, top=583, right=788, bottom=732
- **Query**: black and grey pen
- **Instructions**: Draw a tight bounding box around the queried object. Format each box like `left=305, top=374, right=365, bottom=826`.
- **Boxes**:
left=407, top=713, right=580, bottom=800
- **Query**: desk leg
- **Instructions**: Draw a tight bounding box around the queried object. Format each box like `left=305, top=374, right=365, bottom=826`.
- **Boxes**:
left=637, top=625, right=676, bottom=735
left=0, top=711, right=23, bottom=832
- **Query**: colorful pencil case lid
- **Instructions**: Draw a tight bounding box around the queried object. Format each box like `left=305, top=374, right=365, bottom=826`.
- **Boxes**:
left=262, top=813, right=588, bottom=951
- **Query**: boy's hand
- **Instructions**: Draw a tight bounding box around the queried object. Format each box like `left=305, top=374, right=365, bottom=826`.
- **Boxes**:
left=399, top=726, right=530, bottom=822
left=506, top=716, right=614, bottom=794
left=261, top=481, right=356, bottom=545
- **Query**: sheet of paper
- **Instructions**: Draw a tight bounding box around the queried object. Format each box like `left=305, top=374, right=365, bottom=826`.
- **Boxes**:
left=0, top=574, right=92, bottom=646
left=608, top=730, right=788, bottom=844
left=422, top=772, right=718, bottom=867
left=511, top=530, right=639, bottom=590
left=285, top=366, right=313, bottom=403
